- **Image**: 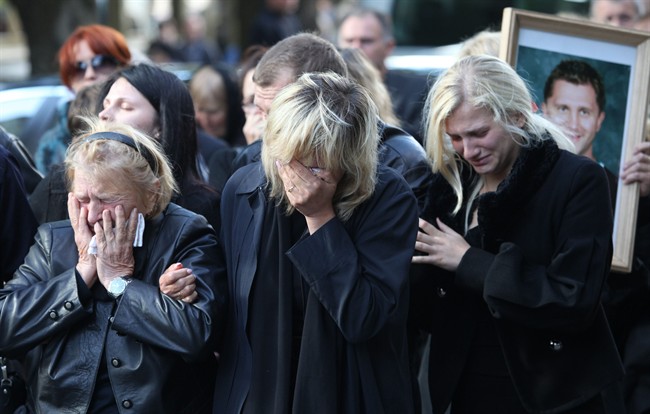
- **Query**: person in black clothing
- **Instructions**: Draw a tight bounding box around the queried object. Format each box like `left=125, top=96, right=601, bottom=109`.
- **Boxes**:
left=0, top=145, right=38, bottom=284
left=249, top=0, right=303, bottom=47
left=337, top=7, right=431, bottom=143
left=0, top=126, right=42, bottom=195
left=411, top=55, right=623, bottom=413
left=1, top=119, right=225, bottom=413
left=543, top=59, right=650, bottom=414
left=213, top=70, right=418, bottom=414
left=230, top=33, right=433, bottom=211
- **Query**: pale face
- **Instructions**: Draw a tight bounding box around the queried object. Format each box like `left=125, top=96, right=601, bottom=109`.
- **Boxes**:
left=542, top=80, right=605, bottom=160
left=72, top=168, right=145, bottom=229
left=98, top=78, right=161, bottom=138
left=253, top=69, right=295, bottom=117
left=195, top=99, right=228, bottom=138
left=591, top=0, right=638, bottom=27
left=446, top=102, right=521, bottom=189
left=337, top=14, right=394, bottom=73
left=70, top=40, right=119, bottom=93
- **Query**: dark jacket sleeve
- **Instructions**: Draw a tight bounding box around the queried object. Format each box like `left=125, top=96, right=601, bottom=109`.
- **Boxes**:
left=110, top=213, right=226, bottom=360
left=286, top=169, right=419, bottom=343
left=0, top=146, right=38, bottom=283
left=0, top=225, right=93, bottom=357
left=455, top=160, right=613, bottom=332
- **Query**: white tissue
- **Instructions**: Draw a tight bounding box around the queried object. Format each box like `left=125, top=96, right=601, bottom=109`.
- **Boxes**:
left=87, top=213, right=145, bottom=255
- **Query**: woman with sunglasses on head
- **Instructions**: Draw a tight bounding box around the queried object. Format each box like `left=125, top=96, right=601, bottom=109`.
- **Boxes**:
left=34, top=24, right=131, bottom=175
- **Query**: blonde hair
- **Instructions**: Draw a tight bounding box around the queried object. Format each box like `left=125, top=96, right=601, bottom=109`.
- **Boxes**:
left=423, top=55, right=573, bottom=216
left=65, top=117, right=178, bottom=218
left=458, top=30, right=502, bottom=59
left=262, top=72, right=378, bottom=221
left=340, top=47, right=401, bottom=126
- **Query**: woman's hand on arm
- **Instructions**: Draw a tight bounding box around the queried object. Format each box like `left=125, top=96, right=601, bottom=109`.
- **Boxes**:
left=412, top=217, right=470, bottom=272
left=159, top=263, right=198, bottom=303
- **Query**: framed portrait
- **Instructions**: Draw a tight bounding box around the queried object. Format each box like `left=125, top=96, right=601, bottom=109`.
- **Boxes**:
left=500, top=8, right=650, bottom=273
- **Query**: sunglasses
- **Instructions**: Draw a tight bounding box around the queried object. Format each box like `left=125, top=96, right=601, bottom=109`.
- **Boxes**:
left=74, top=55, right=119, bottom=77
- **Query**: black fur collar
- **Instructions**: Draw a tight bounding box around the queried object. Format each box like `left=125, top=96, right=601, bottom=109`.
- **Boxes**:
left=422, top=138, right=562, bottom=250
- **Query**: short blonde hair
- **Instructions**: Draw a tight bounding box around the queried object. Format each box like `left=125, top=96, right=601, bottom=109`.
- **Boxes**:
left=65, top=117, right=178, bottom=218
left=424, top=55, right=572, bottom=215
left=262, top=72, right=378, bottom=221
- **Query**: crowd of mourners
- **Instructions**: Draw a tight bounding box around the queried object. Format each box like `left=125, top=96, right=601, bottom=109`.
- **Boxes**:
left=1, top=1, right=650, bottom=413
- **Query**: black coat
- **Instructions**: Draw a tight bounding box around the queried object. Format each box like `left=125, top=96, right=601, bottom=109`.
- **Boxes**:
left=0, top=146, right=38, bottom=283
left=214, top=162, right=419, bottom=413
left=411, top=139, right=624, bottom=414
left=0, top=204, right=228, bottom=413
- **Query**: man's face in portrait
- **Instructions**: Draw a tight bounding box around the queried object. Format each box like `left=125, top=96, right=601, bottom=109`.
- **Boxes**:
left=542, top=79, right=606, bottom=159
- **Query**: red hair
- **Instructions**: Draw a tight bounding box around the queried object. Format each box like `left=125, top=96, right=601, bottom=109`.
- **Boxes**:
left=58, top=24, right=131, bottom=88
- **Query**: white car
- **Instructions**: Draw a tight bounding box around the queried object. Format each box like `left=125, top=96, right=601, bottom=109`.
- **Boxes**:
left=0, top=84, right=73, bottom=156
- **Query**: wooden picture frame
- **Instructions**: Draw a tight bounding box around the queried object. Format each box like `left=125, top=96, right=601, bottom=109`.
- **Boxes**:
left=500, top=8, right=650, bottom=273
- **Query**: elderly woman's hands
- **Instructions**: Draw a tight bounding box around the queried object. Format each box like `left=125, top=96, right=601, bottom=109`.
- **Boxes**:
left=93, top=205, right=137, bottom=289
left=276, top=159, right=341, bottom=234
left=412, top=218, right=471, bottom=272
left=68, top=193, right=97, bottom=287
left=159, top=263, right=198, bottom=303
left=621, top=141, right=650, bottom=197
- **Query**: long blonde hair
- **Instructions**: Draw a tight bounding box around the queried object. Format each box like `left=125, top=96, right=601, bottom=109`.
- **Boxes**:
left=262, top=72, right=378, bottom=221
left=423, top=55, right=573, bottom=215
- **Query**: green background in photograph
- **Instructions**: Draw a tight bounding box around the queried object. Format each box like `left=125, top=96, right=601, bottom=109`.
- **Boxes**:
left=516, top=45, right=631, bottom=175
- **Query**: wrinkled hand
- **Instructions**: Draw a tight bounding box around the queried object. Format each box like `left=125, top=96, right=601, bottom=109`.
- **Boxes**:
left=68, top=193, right=97, bottom=287
left=243, top=109, right=265, bottom=145
left=276, top=159, right=341, bottom=234
left=412, top=218, right=471, bottom=272
left=621, top=141, right=650, bottom=197
left=94, top=205, right=137, bottom=289
left=159, top=263, right=197, bottom=303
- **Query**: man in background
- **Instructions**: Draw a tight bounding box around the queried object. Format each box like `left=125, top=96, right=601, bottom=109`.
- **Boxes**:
left=590, top=0, right=640, bottom=27
left=337, top=7, right=430, bottom=143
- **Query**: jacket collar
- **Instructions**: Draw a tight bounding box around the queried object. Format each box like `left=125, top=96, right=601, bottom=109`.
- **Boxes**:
left=235, top=162, right=267, bottom=196
left=423, top=137, right=562, bottom=244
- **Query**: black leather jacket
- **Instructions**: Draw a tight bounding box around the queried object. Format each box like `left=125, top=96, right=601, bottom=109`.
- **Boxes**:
left=378, top=123, right=432, bottom=212
left=0, top=126, right=42, bottom=195
left=0, top=204, right=227, bottom=414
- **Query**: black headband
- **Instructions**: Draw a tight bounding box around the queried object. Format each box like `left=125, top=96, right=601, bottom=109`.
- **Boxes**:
left=83, top=131, right=157, bottom=172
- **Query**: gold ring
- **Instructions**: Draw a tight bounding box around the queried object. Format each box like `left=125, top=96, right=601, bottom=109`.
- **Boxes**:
left=288, top=185, right=296, bottom=193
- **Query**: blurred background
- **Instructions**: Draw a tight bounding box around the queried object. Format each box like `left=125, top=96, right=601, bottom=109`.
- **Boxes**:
left=0, top=0, right=592, bottom=83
